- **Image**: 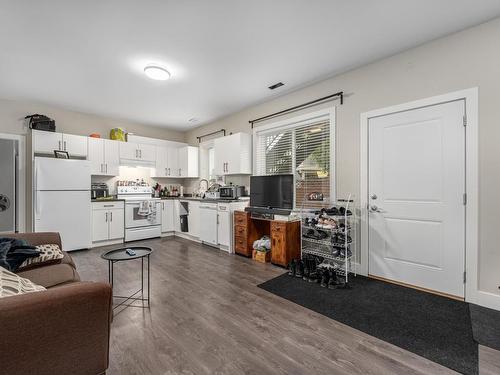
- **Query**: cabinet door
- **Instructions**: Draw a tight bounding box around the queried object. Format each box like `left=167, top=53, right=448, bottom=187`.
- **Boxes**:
left=138, top=143, right=155, bottom=162
left=217, top=207, right=230, bottom=247
left=119, top=142, right=139, bottom=160
left=103, top=139, right=120, bottom=176
left=32, top=130, right=63, bottom=154
left=271, top=222, right=287, bottom=266
left=225, top=135, right=240, bottom=175
left=92, top=209, right=109, bottom=242
left=162, top=200, right=175, bottom=232
left=88, top=138, right=105, bottom=175
left=178, top=147, right=188, bottom=177
left=62, top=133, right=88, bottom=157
left=108, top=208, right=124, bottom=240
left=153, top=147, right=167, bottom=177
left=188, top=201, right=200, bottom=238
left=214, top=137, right=229, bottom=175
left=166, top=147, right=179, bottom=177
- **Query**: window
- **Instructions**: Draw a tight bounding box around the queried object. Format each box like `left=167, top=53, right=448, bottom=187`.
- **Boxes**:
left=254, top=108, right=335, bottom=209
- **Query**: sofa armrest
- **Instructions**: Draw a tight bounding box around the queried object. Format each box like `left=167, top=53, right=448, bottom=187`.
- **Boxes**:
left=0, top=282, right=112, bottom=375
left=6, top=232, right=62, bottom=249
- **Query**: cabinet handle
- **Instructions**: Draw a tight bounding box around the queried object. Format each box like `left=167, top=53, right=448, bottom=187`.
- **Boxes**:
left=58, top=140, right=61, bottom=150
left=179, top=168, right=181, bottom=176
left=63, top=141, right=67, bottom=151
left=110, top=211, right=113, bottom=221
left=139, top=149, right=142, bottom=158
left=217, top=214, right=219, bottom=225
left=105, top=212, right=108, bottom=222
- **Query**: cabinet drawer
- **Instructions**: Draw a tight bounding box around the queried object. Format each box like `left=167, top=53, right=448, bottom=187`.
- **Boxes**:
left=271, top=221, right=286, bottom=234
left=92, top=201, right=124, bottom=210
left=234, top=235, right=248, bottom=254
left=234, top=224, right=247, bottom=238
left=234, top=211, right=248, bottom=226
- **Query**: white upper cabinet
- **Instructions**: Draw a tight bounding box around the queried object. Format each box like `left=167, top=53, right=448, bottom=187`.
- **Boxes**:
left=119, top=142, right=155, bottom=164
left=167, top=147, right=179, bottom=176
left=178, top=146, right=199, bottom=178
left=88, top=138, right=120, bottom=176
left=214, top=132, right=252, bottom=175
left=153, top=146, right=199, bottom=178
left=32, top=130, right=88, bottom=157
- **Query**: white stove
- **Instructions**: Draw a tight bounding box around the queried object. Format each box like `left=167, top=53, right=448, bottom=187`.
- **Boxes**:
left=117, top=185, right=162, bottom=242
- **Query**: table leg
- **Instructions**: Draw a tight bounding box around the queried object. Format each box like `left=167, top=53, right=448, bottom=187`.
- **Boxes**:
left=147, top=254, right=150, bottom=307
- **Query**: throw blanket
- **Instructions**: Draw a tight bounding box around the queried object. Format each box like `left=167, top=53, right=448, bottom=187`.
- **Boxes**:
left=0, top=238, right=40, bottom=272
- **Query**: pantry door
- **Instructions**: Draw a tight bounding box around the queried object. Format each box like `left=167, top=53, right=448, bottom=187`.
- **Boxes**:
left=368, top=100, right=466, bottom=298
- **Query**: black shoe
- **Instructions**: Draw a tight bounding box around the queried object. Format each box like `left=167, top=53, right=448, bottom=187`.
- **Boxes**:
left=328, top=270, right=339, bottom=289
left=288, top=260, right=296, bottom=277
left=320, top=268, right=329, bottom=287
left=307, top=257, right=318, bottom=282
left=302, top=257, right=311, bottom=281
left=295, top=260, right=304, bottom=278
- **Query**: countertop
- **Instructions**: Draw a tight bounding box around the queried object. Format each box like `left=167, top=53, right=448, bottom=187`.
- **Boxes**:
left=91, top=198, right=125, bottom=202
left=160, top=196, right=249, bottom=203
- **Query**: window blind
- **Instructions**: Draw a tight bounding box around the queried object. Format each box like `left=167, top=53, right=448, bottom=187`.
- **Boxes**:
left=254, top=113, right=334, bottom=209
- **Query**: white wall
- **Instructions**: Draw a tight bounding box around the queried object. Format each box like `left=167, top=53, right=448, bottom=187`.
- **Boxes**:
left=185, top=18, right=500, bottom=297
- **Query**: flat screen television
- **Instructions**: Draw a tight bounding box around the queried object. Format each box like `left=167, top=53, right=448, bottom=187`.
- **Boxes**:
left=250, top=174, right=294, bottom=210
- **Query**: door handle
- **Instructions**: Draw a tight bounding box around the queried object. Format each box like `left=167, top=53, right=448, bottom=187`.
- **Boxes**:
left=179, top=168, right=181, bottom=176
left=370, top=194, right=377, bottom=200
left=370, top=205, right=384, bottom=213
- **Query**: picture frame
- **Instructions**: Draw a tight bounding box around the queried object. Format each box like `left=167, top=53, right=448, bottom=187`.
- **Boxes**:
left=54, top=150, right=69, bottom=159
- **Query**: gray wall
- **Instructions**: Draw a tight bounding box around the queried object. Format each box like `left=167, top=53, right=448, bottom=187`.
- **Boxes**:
left=185, top=18, right=500, bottom=296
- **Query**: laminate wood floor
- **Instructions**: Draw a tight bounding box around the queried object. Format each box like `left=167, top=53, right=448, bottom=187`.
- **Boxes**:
left=72, top=237, right=500, bottom=375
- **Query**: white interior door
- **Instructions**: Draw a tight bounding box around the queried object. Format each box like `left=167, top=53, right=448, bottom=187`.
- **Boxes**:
left=368, top=100, right=466, bottom=298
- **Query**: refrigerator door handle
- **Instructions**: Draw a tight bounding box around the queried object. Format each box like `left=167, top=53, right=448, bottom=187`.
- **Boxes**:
left=105, top=212, right=108, bottom=222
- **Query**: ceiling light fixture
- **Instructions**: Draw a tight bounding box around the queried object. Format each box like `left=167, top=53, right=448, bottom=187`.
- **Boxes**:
left=144, top=65, right=171, bottom=81
left=188, top=118, right=199, bottom=124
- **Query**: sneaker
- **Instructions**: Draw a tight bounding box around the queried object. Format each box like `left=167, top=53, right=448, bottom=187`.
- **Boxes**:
left=328, top=270, right=340, bottom=289
left=320, top=268, right=329, bottom=287
left=288, top=259, right=296, bottom=277
left=295, top=260, right=304, bottom=278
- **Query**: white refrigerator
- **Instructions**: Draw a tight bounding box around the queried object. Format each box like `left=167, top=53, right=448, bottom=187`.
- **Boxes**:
left=34, top=157, right=91, bottom=251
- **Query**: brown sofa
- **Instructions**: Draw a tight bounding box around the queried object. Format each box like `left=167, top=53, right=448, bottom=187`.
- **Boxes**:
left=0, top=232, right=112, bottom=375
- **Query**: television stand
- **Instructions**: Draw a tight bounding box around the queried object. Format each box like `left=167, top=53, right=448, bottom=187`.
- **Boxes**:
left=234, top=210, right=301, bottom=267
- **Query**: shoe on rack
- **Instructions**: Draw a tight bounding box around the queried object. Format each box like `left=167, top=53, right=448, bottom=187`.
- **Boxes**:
left=325, top=207, right=339, bottom=216
left=320, top=268, right=329, bottom=287
left=288, top=259, right=296, bottom=277
left=302, top=257, right=310, bottom=281
left=331, top=247, right=341, bottom=257
left=328, top=270, right=340, bottom=289
left=295, top=260, right=304, bottom=278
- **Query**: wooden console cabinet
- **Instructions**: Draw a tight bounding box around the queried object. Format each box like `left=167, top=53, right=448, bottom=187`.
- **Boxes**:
left=233, top=211, right=301, bottom=267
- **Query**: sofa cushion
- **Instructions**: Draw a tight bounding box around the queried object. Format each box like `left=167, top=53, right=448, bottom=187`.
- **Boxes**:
left=0, top=266, right=46, bottom=298
left=18, top=244, right=64, bottom=271
left=17, top=263, right=80, bottom=289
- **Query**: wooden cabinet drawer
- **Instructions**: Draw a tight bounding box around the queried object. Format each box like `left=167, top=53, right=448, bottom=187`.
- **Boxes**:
left=234, top=235, right=248, bottom=254
left=234, top=211, right=248, bottom=226
left=234, top=224, right=247, bottom=238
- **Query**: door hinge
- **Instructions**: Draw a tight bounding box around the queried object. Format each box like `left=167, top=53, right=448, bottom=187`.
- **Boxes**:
left=463, top=271, right=467, bottom=283
left=463, top=115, right=467, bottom=127
left=463, top=193, right=467, bottom=205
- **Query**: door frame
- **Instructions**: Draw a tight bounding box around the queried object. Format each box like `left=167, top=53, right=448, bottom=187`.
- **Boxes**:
left=0, top=133, right=26, bottom=233
left=359, top=88, right=486, bottom=307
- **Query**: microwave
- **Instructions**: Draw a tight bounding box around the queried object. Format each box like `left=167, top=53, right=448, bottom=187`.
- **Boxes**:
left=219, top=186, right=245, bottom=200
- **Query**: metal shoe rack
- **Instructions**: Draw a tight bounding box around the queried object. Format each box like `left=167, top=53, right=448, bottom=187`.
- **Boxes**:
left=300, top=195, right=357, bottom=285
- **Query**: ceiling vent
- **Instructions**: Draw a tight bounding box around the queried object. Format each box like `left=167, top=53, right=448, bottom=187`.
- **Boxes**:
left=268, top=82, right=284, bottom=90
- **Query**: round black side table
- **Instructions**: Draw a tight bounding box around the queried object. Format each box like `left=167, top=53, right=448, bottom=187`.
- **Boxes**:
left=101, top=246, right=152, bottom=309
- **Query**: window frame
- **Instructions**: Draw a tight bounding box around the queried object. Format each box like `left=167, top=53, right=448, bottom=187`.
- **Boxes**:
left=252, top=107, right=336, bottom=208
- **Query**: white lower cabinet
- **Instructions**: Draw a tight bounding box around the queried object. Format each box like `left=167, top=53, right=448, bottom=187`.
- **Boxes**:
left=217, top=203, right=231, bottom=248
left=92, top=201, right=124, bottom=243
left=161, top=200, right=175, bottom=233
left=188, top=201, right=200, bottom=238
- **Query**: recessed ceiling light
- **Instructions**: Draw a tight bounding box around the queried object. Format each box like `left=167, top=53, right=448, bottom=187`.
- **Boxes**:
left=144, top=65, right=171, bottom=81
left=188, top=118, right=199, bottom=123
left=268, top=82, right=284, bottom=90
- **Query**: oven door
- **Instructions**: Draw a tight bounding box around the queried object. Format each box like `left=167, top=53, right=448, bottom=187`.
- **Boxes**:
left=125, top=201, right=161, bottom=228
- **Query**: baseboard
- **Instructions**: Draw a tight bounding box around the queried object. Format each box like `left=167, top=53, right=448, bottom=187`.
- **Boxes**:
left=469, top=290, right=500, bottom=311
left=90, top=238, right=124, bottom=248
left=174, top=232, right=201, bottom=243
